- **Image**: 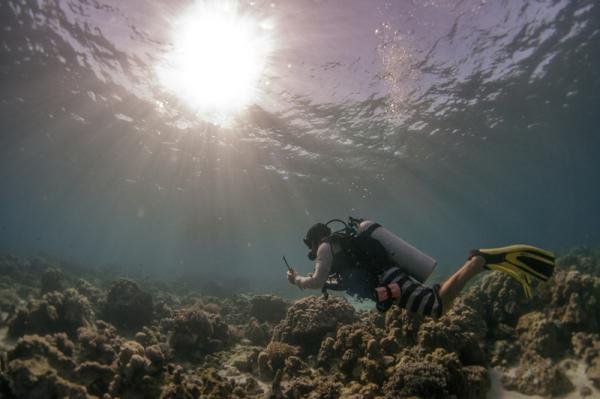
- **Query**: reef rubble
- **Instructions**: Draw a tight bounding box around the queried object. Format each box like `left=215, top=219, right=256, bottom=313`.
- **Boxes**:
left=0, top=248, right=598, bottom=398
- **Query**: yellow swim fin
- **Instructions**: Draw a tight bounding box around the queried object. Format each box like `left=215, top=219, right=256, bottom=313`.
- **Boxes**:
left=470, top=244, right=555, bottom=298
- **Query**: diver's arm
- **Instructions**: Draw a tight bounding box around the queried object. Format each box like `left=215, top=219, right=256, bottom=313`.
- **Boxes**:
left=294, top=243, right=333, bottom=289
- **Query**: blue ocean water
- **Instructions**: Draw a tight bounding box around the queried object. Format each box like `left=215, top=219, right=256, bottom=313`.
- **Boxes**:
left=0, top=0, right=598, bottom=293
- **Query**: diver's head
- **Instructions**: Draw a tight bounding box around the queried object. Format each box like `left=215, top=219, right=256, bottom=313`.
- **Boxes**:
left=304, top=222, right=331, bottom=260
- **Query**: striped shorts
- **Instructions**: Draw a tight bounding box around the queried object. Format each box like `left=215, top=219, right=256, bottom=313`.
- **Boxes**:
left=375, top=267, right=443, bottom=318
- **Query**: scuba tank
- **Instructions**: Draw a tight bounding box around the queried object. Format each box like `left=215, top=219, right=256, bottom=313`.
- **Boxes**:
left=355, top=219, right=437, bottom=283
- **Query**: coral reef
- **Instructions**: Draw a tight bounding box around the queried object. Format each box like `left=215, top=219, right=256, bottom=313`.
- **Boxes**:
left=547, top=270, right=600, bottom=332
left=0, top=288, right=20, bottom=325
left=8, top=289, right=93, bottom=338
left=249, top=295, right=289, bottom=323
left=167, top=306, right=230, bottom=360
left=0, top=250, right=599, bottom=398
left=272, top=295, right=358, bottom=354
left=102, top=278, right=154, bottom=331
left=77, top=321, right=120, bottom=365
left=417, top=303, right=487, bottom=365
left=257, top=341, right=300, bottom=378
left=107, top=340, right=166, bottom=398
left=5, top=334, right=89, bottom=399
left=515, top=311, right=568, bottom=358
left=382, top=348, right=490, bottom=399
left=245, top=317, right=270, bottom=346
left=40, top=268, right=64, bottom=294
left=501, top=353, right=575, bottom=396
left=559, top=247, right=600, bottom=276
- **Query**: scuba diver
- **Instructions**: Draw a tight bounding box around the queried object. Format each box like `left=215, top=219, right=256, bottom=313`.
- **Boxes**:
left=286, top=217, right=555, bottom=317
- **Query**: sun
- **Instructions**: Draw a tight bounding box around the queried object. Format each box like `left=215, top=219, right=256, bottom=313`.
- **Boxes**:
left=157, top=1, right=273, bottom=122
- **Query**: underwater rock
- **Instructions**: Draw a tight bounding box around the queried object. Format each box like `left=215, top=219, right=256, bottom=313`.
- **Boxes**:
left=0, top=358, right=10, bottom=398
left=7, top=357, right=90, bottom=399
left=116, top=340, right=145, bottom=368
left=501, top=354, right=574, bottom=396
left=47, top=332, right=75, bottom=358
left=459, top=365, right=490, bottom=399
left=264, top=341, right=300, bottom=373
left=343, top=381, right=381, bottom=399
left=153, top=291, right=179, bottom=321
left=365, top=338, right=380, bottom=359
left=283, top=355, right=308, bottom=377
left=0, top=255, right=20, bottom=277
left=264, top=368, right=284, bottom=399
left=548, top=270, right=600, bottom=332
left=8, top=289, right=93, bottom=338
left=383, top=305, right=422, bottom=346
left=581, top=385, right=594, bottom=396
left=330, top=323, right=385, bottom=381
left=384, top=358, right=450, bottom=398
left=383, top=348, right=489, bottom=399
left=516, top=311, right=568, bottom=359
left=461, top=272, right=532, bottom=329
left=75, top=360, right=114, bottom=396
left=249, top=295, right=289, bottom=323
left=359, top=356, right=385, bottom=385
left=40, top=267, right=64, bottom=294
left=107, top=340, right=166, bottom=399
left=587, top=356, right=600, bottom=389
left=339, top=348, right=357, bottom=376
left=145, top=344, right=166, bottom=370
left=167, top=306, right=230, bottom=359
left=229, top=346, right=259, bottom=373
left=1, top=250, right=598, bottom=399
left=314, top=320, right=386, bottom=383
left=5, top=334, right=91, bottom=399
left=0, top=256, right=46, bottom=298
left=333, top=325, right=372, bottom=355
left=379, top=334, right=399, bottom=355
left=77, top=321, right=120, bottom=365
left=160, top=366, right=237, bottom=398
left=428, top=348, right=490, bottom=399
left=572, top=332, right=599, bottom=359
left=134, top=325, right=163, bottom=347
left=245, top=317, right=270, bottom=346
left=574, top=335, right=600, bottom=389
left=102, top=278, right=154, bottom=331
left=257, top=350, right=271, bottom=378
left=317, top=336, right=336, bottom=368
left=417, top=303, right=487, bottom=365
left=0, top=288, right=21, bottom=325
left=281, top=375, right=342, bottom=399
left=256, top=341, right=301, bottom=379
left=201, top=301, right=222, bottom=314
left=74, top=278, right=104, bottom=310
left=271, top=295, right=357, bottom=355
left=559, top=248, right=600, bottom=276
left=489, top=339, right=520, bottom=367
left=7, top=334, right=76, bottom=374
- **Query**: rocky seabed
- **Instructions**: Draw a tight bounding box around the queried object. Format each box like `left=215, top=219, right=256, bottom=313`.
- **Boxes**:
left=0, top=249, right=599, bottom=398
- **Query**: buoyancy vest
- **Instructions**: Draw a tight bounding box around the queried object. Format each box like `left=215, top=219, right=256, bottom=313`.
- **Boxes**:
left=322, top=228, right=391, bottom=300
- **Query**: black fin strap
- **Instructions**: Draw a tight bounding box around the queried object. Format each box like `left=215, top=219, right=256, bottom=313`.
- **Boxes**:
left=468, top=249, right=504, bottom=266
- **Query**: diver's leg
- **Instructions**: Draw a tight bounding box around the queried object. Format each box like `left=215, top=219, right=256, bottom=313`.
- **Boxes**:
left=437, top=255, right=486, bottom=314
left=376, top=269, right=444, bottom=317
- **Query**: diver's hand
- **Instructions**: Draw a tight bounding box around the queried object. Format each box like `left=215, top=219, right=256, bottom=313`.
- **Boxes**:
left=287, top=268, right=298, bottom=285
